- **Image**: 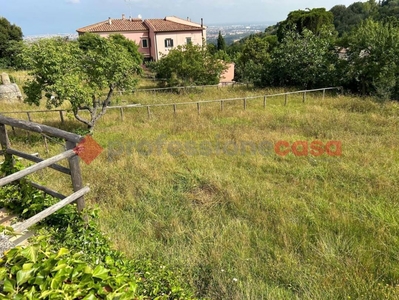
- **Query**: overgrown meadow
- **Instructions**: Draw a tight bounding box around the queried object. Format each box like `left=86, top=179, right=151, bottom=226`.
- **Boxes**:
left=1, top=84, right=399, bottom=299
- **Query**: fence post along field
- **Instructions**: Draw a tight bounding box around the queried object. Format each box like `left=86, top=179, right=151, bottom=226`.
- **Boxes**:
left=0, top=114, right=90, bottom=245
left=1, top=86, right=343, bottom=121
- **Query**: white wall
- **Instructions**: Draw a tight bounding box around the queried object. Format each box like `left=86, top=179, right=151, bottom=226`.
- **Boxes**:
left=155, top=31, right=204, bottom=60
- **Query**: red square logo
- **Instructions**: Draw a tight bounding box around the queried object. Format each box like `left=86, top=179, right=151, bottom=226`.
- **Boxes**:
left=74, top=135, right=103, bottom=165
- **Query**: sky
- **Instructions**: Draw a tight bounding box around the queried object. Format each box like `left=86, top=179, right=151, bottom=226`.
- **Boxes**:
left=1, top=0, right=365, bottom=36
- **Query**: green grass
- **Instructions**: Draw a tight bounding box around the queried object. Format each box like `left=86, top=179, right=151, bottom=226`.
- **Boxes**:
left=1, top=86, right=399, bottom=299
left=0, top=69, right=30, bottom=87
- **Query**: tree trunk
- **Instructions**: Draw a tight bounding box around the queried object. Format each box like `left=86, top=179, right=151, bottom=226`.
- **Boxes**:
left=72, top=86, right=114, bottom=132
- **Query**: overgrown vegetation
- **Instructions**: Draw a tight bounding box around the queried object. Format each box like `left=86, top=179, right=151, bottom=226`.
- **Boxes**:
left=0, top=161, right=194, bottom=299
left=1, top=0, right=399, bottom=298
left=0, top=17, right=23, bottom=69
left=224, top=1, right=399, bottom=100
left=148, top=43, right=228, bottom=87
left=2, top=86, right=398, bottom=299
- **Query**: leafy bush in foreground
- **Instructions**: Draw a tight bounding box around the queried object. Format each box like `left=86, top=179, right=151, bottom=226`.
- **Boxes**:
left=0, top=160, right=194, bottom=299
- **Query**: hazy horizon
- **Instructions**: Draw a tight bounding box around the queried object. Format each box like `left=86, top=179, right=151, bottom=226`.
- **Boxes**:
left=2, top=0, right=365, bottom=36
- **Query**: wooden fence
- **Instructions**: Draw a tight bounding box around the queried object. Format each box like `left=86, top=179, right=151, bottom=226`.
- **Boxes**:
left=1, top=86, right=343, bottom=123
left=0, top=114, right=89, bottom=235
left=132, top=82, right=242, bottom=94
left=123, top=86, right=343, bottom=119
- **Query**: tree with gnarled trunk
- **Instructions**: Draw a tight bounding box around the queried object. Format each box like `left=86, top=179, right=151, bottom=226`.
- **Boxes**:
left=22, top=35, right=141, bottom=131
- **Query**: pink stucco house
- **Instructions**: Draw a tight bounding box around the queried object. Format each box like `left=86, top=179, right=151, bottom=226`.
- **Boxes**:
left=220, top=63, right=235, bottom=83
left=77, top=15, right=206, bottom=62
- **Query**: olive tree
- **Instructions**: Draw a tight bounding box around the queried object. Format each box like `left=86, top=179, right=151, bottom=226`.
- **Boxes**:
left=23, top=35, right=141, bottom=131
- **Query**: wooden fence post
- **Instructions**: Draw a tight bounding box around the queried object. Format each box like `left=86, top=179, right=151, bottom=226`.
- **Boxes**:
left=197, top=102, right=201, bottom=115
left=220, top=100, right=224, bottom=111
left=59, top=111, right=64, bottom=123
left=66, top=140, right=85, bottom=213
left=173, top=104, right=177, bottom=117
left=284, top=93, right=288, bottom=106
left=303, top=92, right=306, bottom=103
left=0, top=123, right=13, bottom=167
left=44, top=136, right=49, bottom=153
left=323, top=89, right=326, bottom=100
left=263, top=96, right=267, bottom=108
left=120, top=108, right=124, bottom=121
left=26, top=113, right=32, bottom=139
left=243, top=98, right=247, bottom=110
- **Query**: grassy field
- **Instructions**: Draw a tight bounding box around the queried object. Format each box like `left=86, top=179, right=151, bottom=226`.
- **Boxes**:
left=1, top=85, right=399, bottom=299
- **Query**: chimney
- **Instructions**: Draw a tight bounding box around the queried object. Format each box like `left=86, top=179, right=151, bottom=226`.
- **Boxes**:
left=201, top=18, right=203, bottom=27
left=129, top=16, right=132, bottom=21
left=108, top=17, right=112, bottom=25
left=122, top=14, right=125, bottom=20
left=187, top=17, right=189, bottom=21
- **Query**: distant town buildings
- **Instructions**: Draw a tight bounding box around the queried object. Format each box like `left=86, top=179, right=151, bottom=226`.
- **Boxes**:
left=24, top=33, right=78, bottom=43
left=206, top=23, right=270, bottom=44
left=24, top=22, right=271, bottom=47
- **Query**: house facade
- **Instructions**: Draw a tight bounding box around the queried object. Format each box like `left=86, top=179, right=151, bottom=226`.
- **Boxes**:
left=77, top=15, right=206, bottom=62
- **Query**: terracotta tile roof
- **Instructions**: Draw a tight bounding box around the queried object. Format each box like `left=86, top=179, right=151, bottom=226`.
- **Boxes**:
left=145, top=19, right=204, bottom=32
left=77, top=18, right=147, bottom=33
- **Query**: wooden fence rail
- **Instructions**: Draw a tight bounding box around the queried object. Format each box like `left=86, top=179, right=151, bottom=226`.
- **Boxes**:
left=115, top=86, right=342, bottom=118
left=0, top=115, right=88, bottom=237
left=1, top=86, right=343, bottom=123
left=132, top=82, right=241, bottom=93
left=0, top=115, right=81, bottom=143
left=12, top=186, right=90, bottom=233
left=0, top=149, right=75, bottom=186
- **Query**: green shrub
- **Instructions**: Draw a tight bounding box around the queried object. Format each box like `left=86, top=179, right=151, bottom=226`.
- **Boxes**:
left=0, top=159, right=194, bottom=299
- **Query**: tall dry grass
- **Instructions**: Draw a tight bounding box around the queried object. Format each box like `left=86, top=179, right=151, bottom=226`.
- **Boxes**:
left=1, top=85, right=399, bottom=299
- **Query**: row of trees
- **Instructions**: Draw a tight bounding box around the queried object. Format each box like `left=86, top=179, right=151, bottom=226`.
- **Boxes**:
left=331, top=0, right=399, bottom=36
left=0, top=17, right=23, bottom=68
left=217, top=1, right=399, bottom=101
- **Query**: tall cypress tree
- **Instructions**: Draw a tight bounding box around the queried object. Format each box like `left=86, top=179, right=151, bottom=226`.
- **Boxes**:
left=217, top=31, right=226, bottom=51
